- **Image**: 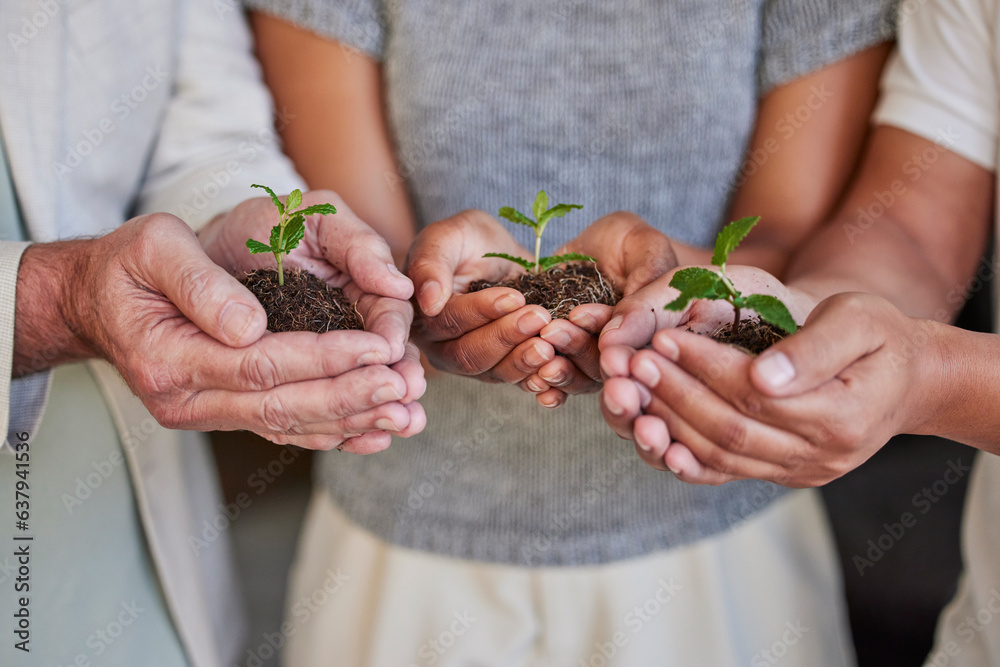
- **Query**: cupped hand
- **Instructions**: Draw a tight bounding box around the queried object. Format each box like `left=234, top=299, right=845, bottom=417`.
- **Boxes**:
left=520, top=211, right=678, bottom=407
left=620, top=292, right=939, bottom=486
left=598, top=264, right=808, bottom=450
left=73, top=211, right=424, bottom=454
left=406, top=209, right=557, bottom=385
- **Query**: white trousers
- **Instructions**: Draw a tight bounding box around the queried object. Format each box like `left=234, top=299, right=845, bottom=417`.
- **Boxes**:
left=927, top=453, right=1000, bottom=667
left=281, top=489, right=855, bottom=667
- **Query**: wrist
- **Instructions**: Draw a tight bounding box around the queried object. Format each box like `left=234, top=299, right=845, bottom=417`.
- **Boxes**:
left=13, top=240, right=101, bottom=376
left=902, top=318, right=954, bottom=436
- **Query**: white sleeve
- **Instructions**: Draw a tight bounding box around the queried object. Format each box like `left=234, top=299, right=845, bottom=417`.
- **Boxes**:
left=874, top=0, right=999, bottom=171
left=0, top=241, right=30, bottom=452
left=136, top=1, right=305, bottom=229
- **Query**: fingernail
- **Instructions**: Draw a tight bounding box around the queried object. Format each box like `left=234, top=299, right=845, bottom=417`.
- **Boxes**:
left=541, top=396, right=561, bottom=409
left=358, top=350, right=388, bottom=366
left=571, top=312, right=598, bottom=330
left=375, top=417, right=398, bottom=431
left=605, top=396, right=624, bottom=416
left=419, top=280, right=443, bottom=312
left=524, top=343, right=549, bottom=367
left=667, top=463, right=681, bottom=475
left=636, top=383, right=651, bottom=409
left=657, top=335, right=680, bottom=362
left=633, top=358, right=661, bottom=387
left=543, top=369, right=566, bottom=385
left=756, top=352, right=796, bottom=389
left=221, top=303, right=261, bottom=343
left=541, top=329, right=571, bottom=348
left=526, top=378, right=544, bottom=392
left=636, top=434, right=652, bottom=452
left=495, top=293, right=521, bottom=314
left=518, top=310, right=548, bottom=334
left=604, top=316, right=623, bottom=333
left=387, top=262, right=406, bottom=279
left=371, top=383, right=404, bottom=403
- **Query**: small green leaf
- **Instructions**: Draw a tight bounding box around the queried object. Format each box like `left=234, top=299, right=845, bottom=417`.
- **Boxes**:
left=282, top=215, right=306, bottom=253
left=298, top=203, right=338, bottom=217
left=270, top=224, right=282, bottom=250
left=532, top=191, right=550, bottom=221
left=285, top=189, right=303, bottom=213
left=664, top=267, right=727, bottom=311
left=498, top=207, right=536, bottom=228
left=712, top=216, right=761, bottom=267
left=538, top=203, right=584, bottom=226
left=743, top=294, right=798, bottom=334
left=251, top=184, right=284, bottom=216
left=246, top=239, right=274, bottom=254
left=483, top=252, right=535, bottom=271
left=538, top=253, right=597, bottom=271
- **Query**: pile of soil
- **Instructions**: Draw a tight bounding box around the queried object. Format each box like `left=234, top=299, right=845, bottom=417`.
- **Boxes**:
left=468, top=263, right=620, bottom=319
left=708, top=316, right=787, bottom=355
left=240, top=268, right=363, bottom=333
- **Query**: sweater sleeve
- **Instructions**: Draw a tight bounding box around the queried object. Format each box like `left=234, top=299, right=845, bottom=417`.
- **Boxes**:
left=244, top=0, right=387, bottom=62
left=758, top=0, right=898, bottom=94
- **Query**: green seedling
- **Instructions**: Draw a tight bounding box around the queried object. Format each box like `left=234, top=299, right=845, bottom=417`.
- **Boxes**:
left=485, top=190, right=595, bottom=274
left=664, top=216, right=797, bottom=338
left=246, top=184, right=337, bottom=286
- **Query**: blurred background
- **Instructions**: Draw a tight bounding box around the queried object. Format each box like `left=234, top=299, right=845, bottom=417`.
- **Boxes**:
left=211, top=262, right=991, bottom=667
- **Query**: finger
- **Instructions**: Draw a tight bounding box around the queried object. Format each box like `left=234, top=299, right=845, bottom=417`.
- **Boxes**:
left=418, top=288, right=526, bottom=343
left=600, top=344, right=637, bottom=380
left=568, top=304, right=613, bottom=335
left=488, top=338, right=555, bottom=384
left=633, top=414, right=672, bottom=471
left=520, top=374, right=550, bottom=394
left=535, top=388, right=567, bottom=409
left=541, top=319, right=601, bottom=381
left=750, top=294, right=884, bottom=397
left=600, top=377, right=645, bottom=439
left=356, top=294, right=414, bottom=363
left=538, top=357, right=600, bottom=395
left=598, top=281, right=685, bottom=351
left=392, top=342, right=428, bottom=404
left=663, top=443, right=739, bottom=486
left=188, top=365, right=408, bottom=434
left=187, top=329, right=394, bottom=392
left=632, top=349, right=806, bottom=473
left=314, top=199, right=413, bottom=300
left=435, top=306, right=551, bottom=376
left=141, top=215, right=268, bottom=347
left=337, top=431, right=394, bottom=455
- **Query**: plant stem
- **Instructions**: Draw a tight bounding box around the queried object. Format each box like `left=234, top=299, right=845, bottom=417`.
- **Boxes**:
left=276, top=252, right=284, bottom=286
left=276, top=214, right=286, bottom=286
left=534, top=233, right=542, bottom=275
left=732, top=303, right=741, bottom=338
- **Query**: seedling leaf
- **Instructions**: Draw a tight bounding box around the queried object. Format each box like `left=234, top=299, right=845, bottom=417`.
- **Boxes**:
left=538, top=253, right=597, bottom=271
left=298, top=203, right=339, bottom=217
left=664, top=267, right=727, bottom=311
left=498, top=207, right=535, bottom=228
left=285, top=189, right=303, bottom=213
left=484, top=252, right=535, bottom=271
left=533, top=191, right=550, bottom=221
left=251, top=183, right=284, bottom=216
left=246, top=239, right=273, bottom=254
left=712, top=216, right=760, bottom=267
left=743, top=294, right=798, bottom=334
left=282, top=216, right=306, bottom=253
left=269, top=224, right=282, bottom=250
left=539, top=203, right=584, bottom=226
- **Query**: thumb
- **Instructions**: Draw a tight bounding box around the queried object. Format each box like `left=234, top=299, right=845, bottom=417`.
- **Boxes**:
left=405, top=220, right=467, bottom=317
left=321, top=216, right=413, bottom=301
left=145, top=216, right=268, bottom=347
left=598, top=278, right=686, bottom=351
left=750, top=294, right=881, bottom=397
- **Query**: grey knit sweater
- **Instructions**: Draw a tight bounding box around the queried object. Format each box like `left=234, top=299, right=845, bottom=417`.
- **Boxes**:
left=246, top=0, right=896, bottom=566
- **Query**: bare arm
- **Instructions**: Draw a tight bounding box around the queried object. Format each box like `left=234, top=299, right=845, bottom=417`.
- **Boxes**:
left=250, top=12, right=416, bottom=265
left=671, top=44, right=893, bottom=275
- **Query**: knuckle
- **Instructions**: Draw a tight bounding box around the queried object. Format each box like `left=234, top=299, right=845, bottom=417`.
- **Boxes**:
left=240, top=348, right=282, bottom=390
left=433, top=306, right=466, bottom=340
left=720, top=417, right=751, bottom=455
left=451, top=343, right=485, bottom=376
left=260, top=393, right=297, bottom=434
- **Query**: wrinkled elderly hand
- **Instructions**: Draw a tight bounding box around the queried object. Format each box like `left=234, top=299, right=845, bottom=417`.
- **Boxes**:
left=20, top=196, right=425, bottom=453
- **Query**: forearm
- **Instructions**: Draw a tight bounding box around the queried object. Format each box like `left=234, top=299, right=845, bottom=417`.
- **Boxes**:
left=915, top=322, right=1000, bottom=455
left=12, top=241, right=97, bottom=377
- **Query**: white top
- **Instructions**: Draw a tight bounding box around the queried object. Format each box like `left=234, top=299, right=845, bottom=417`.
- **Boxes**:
left=873, top=1, right=1000, bottom=665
